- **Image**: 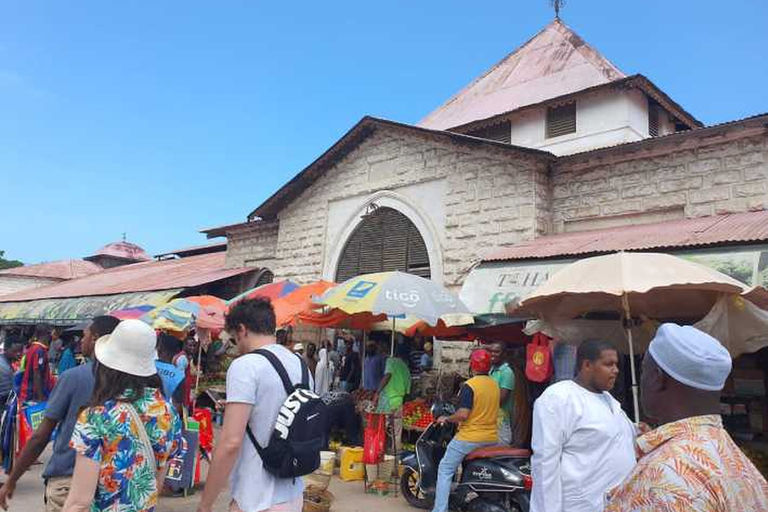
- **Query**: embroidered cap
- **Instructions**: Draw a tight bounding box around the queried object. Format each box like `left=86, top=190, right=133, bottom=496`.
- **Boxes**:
left=648, top=323, right=732, bottom=391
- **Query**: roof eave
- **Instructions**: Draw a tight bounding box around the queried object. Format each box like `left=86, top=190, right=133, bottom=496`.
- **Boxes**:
left=245, top=116, right=556, bottom=221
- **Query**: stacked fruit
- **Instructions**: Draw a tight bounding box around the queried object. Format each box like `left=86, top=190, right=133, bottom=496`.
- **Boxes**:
left=403, top=399, right=433, bottom=429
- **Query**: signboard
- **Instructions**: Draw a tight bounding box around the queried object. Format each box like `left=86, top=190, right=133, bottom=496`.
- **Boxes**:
left=460, top=245, right=768, bottom=316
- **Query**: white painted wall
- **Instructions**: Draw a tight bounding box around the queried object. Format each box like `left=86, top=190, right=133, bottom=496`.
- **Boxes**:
left=507, top=89, right=656, bottom=156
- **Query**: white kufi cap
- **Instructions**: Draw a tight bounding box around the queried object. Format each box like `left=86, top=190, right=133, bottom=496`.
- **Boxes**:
left=648, top=323, right=732, bottom=391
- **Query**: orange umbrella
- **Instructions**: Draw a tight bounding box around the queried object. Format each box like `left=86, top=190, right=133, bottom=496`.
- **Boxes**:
left=185, top=295, right=228, bottom=330
left=272, top=281, right=337, bottom=327
left=295, top=308, right=387, bottom=329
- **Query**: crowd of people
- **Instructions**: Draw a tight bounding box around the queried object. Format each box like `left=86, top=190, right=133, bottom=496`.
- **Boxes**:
left=0, top=319, right=192, bottom=512
left=0, top=299, right=767, bottom=512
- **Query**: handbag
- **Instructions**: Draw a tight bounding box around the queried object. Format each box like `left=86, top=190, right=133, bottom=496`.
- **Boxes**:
left=363, top=413, right=386, bottom=464
left=526, top=333, right=554, bottom=383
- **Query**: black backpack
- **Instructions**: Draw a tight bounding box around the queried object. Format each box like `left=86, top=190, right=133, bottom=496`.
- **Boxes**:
left=245, top=349, right=326, bottom=479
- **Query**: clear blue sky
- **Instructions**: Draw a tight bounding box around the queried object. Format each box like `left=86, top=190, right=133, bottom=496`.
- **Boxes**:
left=2, top=1, right=766, bottom=264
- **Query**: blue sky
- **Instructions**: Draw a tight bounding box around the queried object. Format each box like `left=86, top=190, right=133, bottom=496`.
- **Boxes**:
left=1, top=1, right=766, bottom=264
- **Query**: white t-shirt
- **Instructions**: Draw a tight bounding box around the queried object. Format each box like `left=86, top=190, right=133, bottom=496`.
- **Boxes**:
left=226, top=344, right=309, bottom=512
left=530, top=380, right=636, bottom=512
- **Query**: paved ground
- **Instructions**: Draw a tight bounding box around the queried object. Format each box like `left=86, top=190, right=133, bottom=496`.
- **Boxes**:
left=3, top=447, right=409, bottom=512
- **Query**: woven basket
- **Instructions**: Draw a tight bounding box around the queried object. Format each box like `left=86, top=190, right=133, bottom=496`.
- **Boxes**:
left=303, top=488, right=334, bottom=512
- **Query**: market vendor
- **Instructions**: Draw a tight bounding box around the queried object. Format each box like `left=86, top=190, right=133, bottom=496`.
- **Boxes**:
left=432, top=349, right=499, bottom=512
left=487, top=342, right=515, bottom=445
left=363, top=340, right=385, bottom=391
left=375, top=345, right=411, bottom=452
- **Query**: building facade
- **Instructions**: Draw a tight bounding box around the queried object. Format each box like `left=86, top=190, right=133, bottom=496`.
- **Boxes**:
left=204, top=19, right=768, bottom=299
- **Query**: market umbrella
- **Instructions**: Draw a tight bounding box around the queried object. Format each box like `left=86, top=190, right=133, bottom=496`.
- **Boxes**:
left=185, top=295, right=228, bottom=330
left=227, top=280, right=300, bottom=305
left=110, top=305, right=156, bottom=320
left=271, top=280, right=337, bottom=327
left=317, top=271, right=474, bottom=355
left=141, top=298, right=199, bottom=332
left=517, top=251, right=749, bottom=422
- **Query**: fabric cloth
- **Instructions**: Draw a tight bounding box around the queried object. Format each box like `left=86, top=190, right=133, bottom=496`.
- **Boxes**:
left=552, top=343, right=577, bottom=382
left=44, top=476, right=71, bottom=512
left=431, top=438, right=496, bottom=512
left=226, top=344, right=308, bottom=512
left=155, top=360, right=185, bottom=402
left=605, top=415, right=768, bottom=512
left=340, top=352, right=361, bottom=390
left=377, top=357, right=411, bottom=413
left=48, top=338, right=63, bottom=366
left=0, top=354, right=14, bottom=399
left=229, top=494, right=303, bottom=512
left=315, top=348, right=334, bottom=395
left=20, top=342, right=51, bottom=402
left=649, top=323, right=732, bottom=391
left=363, top=353, right=385, bottom=391
left=71, top=387, right=182, bottom=512
left=489, top=362, right=515, bottom=437
left=56, top=348, right=77, bottom=375
left=43, top=362, right=96, bottom=478
left=456, top=376, right=499, bottom=443
left=530, top=380, right=636, bottom=512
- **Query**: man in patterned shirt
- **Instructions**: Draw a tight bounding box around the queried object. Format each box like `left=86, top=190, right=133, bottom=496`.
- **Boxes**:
left=606, top=324, right=768, bottom=512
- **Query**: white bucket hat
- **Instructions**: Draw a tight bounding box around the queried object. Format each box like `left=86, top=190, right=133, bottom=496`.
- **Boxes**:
left=94, top=319, right=158, bottom=377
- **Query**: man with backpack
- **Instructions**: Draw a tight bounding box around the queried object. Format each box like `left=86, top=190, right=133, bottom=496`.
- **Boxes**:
left=198, top=298, right=320, bottom=512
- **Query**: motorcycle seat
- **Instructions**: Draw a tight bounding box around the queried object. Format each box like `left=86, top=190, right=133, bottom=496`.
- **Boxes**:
left=465, top=446, right=532, bottom=461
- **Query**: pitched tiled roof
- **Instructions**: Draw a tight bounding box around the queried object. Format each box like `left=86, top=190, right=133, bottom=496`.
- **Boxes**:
left=0, top=252, right=254, bottom=302
left=484, top=210, right=768, bottom=262
left=0, top=259, right=103, bottom=280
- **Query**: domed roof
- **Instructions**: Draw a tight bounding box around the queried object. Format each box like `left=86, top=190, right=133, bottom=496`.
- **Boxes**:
left=92, top=241, right=151, bottom=262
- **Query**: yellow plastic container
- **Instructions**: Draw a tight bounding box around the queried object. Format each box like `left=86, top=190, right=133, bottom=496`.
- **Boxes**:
left=339, top=446, right=365, bottom=482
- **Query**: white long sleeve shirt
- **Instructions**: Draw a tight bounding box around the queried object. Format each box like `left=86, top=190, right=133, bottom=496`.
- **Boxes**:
left=530, top=380, right=636, bottom=512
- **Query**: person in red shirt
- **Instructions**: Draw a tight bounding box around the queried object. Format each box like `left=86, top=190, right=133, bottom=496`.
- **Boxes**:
left=20, top=325, right=53, bottom=403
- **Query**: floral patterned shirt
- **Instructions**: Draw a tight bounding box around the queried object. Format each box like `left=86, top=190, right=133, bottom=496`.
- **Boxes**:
left=605, top=415, right=768, bottom=512
left=71, top=388, right=182, bottom=512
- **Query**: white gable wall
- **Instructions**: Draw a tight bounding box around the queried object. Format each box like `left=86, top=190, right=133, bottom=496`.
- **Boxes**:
left=506, top=89, right=666, bottom=156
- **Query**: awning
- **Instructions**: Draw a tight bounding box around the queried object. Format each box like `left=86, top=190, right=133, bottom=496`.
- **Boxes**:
left=461, top=244, right=768, bottom=316
left=0, top=289, right=181, bottom=326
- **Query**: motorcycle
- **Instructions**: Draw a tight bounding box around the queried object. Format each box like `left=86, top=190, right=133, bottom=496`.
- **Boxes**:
left=400, top=404, right=532, bottom=512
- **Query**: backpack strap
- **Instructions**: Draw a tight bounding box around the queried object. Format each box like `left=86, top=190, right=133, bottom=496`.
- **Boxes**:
left=250, top=349, right=295, bottom=395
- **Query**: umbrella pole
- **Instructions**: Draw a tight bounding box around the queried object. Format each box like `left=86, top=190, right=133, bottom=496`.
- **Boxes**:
left=622, top=294, right=641, bottom=424
left=391, top=318, right=396, bottom=357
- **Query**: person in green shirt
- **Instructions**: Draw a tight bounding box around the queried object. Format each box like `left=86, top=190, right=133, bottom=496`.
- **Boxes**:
left=487, top=342, right=515, bottom=445
left=375, top=347, right=411, bottom=452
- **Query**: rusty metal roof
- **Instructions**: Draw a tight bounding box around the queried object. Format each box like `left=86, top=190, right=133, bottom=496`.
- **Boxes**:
left=0, top=259, right=103, bottom=280
left=0, top=252, right=254, bottom=302
left=484, top=211, right=768, bottom=262
left=154, top=241, right=227, bottom=259
left=419, top=19, right=626, bottom=131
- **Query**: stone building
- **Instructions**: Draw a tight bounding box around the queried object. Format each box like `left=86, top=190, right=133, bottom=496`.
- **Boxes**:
left=203, top=19, right=768, bottom=309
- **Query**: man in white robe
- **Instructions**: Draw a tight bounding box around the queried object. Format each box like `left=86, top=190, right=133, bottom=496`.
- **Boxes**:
left=531, top=340, right=636, bottom=512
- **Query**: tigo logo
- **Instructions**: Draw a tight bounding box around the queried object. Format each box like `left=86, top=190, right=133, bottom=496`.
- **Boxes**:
left=347, top=281, right=377, bottom=298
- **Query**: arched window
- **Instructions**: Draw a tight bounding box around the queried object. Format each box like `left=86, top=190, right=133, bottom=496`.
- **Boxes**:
left=336, top=207, right=431, bottom=282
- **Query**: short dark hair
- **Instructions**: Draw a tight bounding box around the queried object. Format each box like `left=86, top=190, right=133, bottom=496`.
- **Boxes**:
left=576, top=340, right=617, bottom=371
left=89, top=316, right=120, bottom=339
left=225, top=298, right=276, bottom=336
left=158, top=332, right=183, bottom=356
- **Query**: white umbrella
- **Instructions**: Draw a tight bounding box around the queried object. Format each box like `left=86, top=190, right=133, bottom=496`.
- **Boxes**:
left=517, top=252, right=749, bottom=422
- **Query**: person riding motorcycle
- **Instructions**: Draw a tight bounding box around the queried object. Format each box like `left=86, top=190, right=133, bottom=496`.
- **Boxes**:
left=432, top=349, right=500, bottom=512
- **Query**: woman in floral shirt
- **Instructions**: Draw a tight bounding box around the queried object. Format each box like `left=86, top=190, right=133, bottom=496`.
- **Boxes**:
left=63, top=320, right=182, bottom=512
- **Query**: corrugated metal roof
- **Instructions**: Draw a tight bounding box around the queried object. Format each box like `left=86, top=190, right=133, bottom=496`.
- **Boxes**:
left=419, top=19, right=626, bottom=131
left=154, top=241, right=227, bottom=258
left=0, top=259, right=103, bottom=280
left=0, top=252, right=254, bottom=302
left=485, top=211, right=768, bottom=262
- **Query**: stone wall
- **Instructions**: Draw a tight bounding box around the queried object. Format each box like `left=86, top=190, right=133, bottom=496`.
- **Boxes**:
left=255, top=124, right=551, bottom=288
left=224, top=220, right=279, bottom=269
left=551, top=124, right=768, bottom=232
